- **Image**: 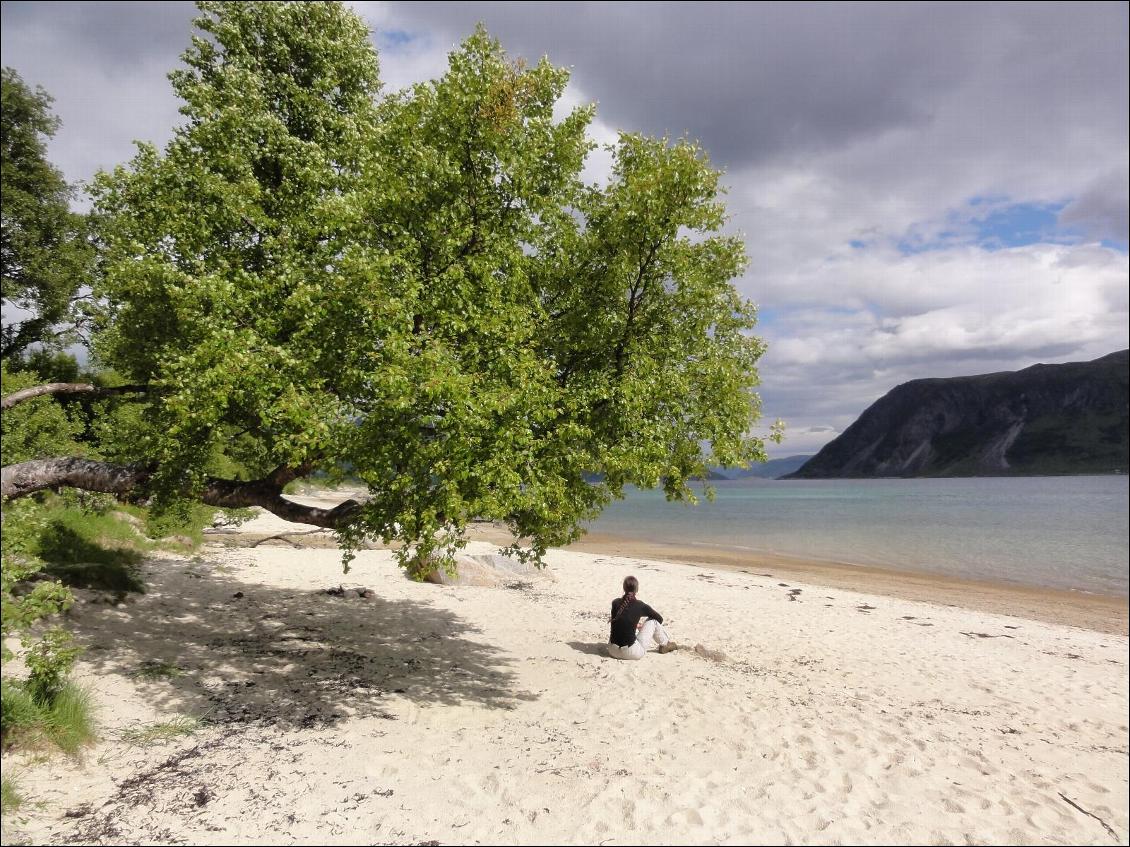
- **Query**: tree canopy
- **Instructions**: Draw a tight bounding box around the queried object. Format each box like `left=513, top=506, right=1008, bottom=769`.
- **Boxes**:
left=1, top=1, right=775, bottom=574
left=0, top=68, right=92, bottom=362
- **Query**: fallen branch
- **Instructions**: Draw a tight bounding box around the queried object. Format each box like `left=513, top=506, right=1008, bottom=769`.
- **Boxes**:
left=249, top=530, right=334, bottom=548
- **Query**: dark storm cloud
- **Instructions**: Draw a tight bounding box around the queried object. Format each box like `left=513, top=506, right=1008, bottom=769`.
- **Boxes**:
left=2, top=1, right=196, bottom=67
left=1059, top=171, right=1130, bottom=244
left=385, top=1, right=1128, bottom=170
left=1, top=1, right=197, bottom=192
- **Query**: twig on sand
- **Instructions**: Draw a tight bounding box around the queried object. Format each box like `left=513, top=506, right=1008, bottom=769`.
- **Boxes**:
left=1058, top=792, right=1120, bottom=841
left=249, top=530, right=332, bottom=548
left=960, top=631, right=1015, bottom=639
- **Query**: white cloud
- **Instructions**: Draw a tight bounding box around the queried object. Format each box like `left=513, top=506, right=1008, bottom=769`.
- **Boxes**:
left=754, top=243, right=1128, bottom=456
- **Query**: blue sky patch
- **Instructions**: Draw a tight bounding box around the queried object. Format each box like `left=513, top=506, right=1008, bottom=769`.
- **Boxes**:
left=895, top=198, right=1088, bottom=254
left=377, top=29, right=417, bottom=50
left=972, top=201, right=1069, bottom=250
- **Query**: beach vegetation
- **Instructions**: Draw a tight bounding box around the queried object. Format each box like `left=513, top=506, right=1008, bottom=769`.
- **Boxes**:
left=118, top=714, right=202, bottom=746
left=130, top=660, right=185, bottom=681
left=0, top=774, right=21, bottom=815
left=1, top=676, right=96, bottom=754
left=1, top=1, right=779, bottom=578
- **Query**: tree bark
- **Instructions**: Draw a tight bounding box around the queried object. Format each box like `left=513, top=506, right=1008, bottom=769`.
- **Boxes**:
left=0, top=457, right=361, bottom=530
left=1, top=382, right=149, bottom=410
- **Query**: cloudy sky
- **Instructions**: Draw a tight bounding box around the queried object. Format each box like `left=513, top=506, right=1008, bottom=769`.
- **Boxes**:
left=3, top=1, right=1127, bottom=457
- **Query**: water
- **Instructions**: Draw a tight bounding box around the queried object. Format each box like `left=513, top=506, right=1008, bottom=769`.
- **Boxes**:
left=584, top=476, right=1130, bottom=596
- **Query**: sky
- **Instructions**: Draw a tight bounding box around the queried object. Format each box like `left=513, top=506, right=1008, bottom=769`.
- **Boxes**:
left=2, top=1, right=1127, bottom=458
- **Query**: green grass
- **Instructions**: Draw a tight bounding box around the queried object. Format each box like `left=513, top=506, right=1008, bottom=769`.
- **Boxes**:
left=130, top=660, right=184, bottom=681
left=34, top=507, right=148, bottom=593
left=118, top=714, right=202, bottom=746
left=282, top=473, right=364, bottom=495
left=1, top=678, right=97, bottom=754
left=1, top=775, right=21, bottom=815
left=29, top=499, right=221, bottom=594
left=0, top=678, right=40, bottom=738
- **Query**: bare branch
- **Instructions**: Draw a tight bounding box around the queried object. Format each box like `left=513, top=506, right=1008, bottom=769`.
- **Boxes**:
left=1, top=382, right=149, bottom=410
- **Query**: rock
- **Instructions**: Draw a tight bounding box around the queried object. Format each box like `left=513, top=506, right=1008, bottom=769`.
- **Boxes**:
left=160, top=534, right=196, bottom=547
left=424, top=557, right=505, bottom=587
left=422, top=553, right=555, bottom=587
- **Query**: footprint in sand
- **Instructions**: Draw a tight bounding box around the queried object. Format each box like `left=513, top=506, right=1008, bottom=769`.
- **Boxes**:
left=666, top=808, right=704, bottom=827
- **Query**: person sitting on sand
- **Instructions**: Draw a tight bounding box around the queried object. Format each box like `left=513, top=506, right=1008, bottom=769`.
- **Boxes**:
left=606, top=575, right=678, bottom=660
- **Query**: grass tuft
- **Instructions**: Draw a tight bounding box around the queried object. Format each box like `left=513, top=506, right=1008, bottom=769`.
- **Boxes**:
left=1, top=775, right=21, bottom=815
left=0, top=678, right=96, bottom=754
left=44, top=682, right=97, bottom=754
left=119, top=715, right=202, bottom=746
left=130, top=660, right=184, bottom=681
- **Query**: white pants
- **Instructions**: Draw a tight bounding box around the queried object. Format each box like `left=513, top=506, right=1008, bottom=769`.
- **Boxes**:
left=606, top=619, right=671, bottom=660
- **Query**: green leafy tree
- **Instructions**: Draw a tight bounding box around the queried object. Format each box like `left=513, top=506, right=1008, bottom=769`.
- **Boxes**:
left=1, top=68, right=92, bottom=361
left=2, top=1, right=777, bottom=575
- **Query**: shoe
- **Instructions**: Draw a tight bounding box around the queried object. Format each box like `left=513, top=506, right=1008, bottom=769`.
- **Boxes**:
left=658, top=642, right=678, bottom=654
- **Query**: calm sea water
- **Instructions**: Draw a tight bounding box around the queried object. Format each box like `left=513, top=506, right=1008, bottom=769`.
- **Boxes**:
left=584, top=476, right=1130, bottom=596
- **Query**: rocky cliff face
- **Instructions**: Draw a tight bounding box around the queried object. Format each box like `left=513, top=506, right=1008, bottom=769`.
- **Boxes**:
left=787, top=350, right=1129, bottom=478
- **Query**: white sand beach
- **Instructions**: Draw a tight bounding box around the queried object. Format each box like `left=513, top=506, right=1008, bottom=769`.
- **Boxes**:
left=3, top=501, right=1128, bottom=846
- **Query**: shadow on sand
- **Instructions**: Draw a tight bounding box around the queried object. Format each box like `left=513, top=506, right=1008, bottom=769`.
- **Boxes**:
left=68, top=554, right=537, bottom=730
left=565, top=640, right=609, bottom=657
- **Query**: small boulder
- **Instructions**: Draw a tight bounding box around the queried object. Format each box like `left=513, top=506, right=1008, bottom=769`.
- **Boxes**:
left=110, top=511, right=145, bottom=531
left=421, top=552, right=557, bottom=587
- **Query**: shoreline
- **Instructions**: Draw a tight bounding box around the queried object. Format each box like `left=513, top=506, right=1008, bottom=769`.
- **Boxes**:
left=245, top=493, right=1130, bottom=636
left=566, top=531, right=1130, bottom=636
left=461, top=521, right=1129, bottom=636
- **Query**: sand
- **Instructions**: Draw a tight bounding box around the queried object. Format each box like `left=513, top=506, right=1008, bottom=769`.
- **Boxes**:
left=2, top=502, right=1128, bottom=846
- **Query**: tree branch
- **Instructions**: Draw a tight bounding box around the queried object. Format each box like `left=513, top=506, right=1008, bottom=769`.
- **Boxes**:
left=0, top=457, right=362, bottom=530
left=1, top=382, right=150, bottom=410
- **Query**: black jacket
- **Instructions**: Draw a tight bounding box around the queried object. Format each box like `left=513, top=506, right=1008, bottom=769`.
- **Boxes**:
left=609, top=597, right=663, bottom=647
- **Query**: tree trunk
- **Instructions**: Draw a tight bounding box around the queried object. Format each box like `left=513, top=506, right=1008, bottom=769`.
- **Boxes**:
left=0, top=457, right=360, bottom=530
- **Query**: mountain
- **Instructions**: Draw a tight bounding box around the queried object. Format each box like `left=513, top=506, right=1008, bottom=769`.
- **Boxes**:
left=786, top=350, right=1129, bottom=478
left=718, top=455, right=814, bottom=479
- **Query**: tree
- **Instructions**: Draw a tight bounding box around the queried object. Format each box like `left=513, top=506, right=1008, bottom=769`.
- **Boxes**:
left=0, top=68, right=92, bottom=361
left=1, top=1, right=776, bottom=574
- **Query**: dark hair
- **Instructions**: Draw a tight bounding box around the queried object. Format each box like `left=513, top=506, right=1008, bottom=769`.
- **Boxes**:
left=612, top=575, right=640, bottom=622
